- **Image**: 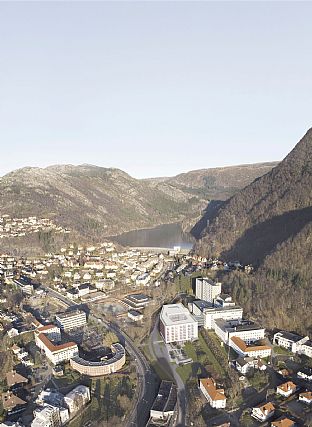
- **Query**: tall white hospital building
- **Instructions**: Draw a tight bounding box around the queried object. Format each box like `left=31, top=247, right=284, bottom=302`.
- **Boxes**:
left=195, top=277, right=221, bottom=303
left=160, top=304, right=198, bottom=344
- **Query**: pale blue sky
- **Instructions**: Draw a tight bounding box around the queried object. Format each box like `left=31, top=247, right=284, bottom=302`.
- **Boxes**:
left=0, top=1, right=311, bottom=178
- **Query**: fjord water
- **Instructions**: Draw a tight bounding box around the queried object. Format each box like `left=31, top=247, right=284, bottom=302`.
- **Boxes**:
left=112, top=222, right=194, bottom=249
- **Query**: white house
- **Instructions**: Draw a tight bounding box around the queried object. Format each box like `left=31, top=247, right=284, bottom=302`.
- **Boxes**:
left=271, top=417, right=295, bottom=427
left=251, top=402, right=275, bottom=422
left=276, top=381, right=297, bottom=398
left=299, top=391, right=312, bottom=405
left=199, top=378, right=226, bottom=409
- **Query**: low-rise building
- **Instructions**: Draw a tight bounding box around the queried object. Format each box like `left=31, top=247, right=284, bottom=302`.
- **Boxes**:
left=251, top=402, right=275, bottom=422
left=274, top=331, right=312, bottom=358
left=149, top=381, right=177, bottom=423
left=6, top=371, right=28, bottom=389
left=199, top=378, right=226, bottom=409
left=127, top=310, right=143, bottom=322
left=276, top=381, right=297, bottom=398
left=214, top=319, right=265, bottom=346
left=14, top=278, right=34, bottom=295
left=2, top=391, right=27, bottom=411
left=35, top=333, right=78, bottom=365
left=299, top=390, right=312, bottom=404
left=70, top=343, right=126, bottom=376
left=123, top=293, right=150, bottom=310
left=297, top=368, right=312, bottom=381
left=230, top=336, right=271, bottom=358
left=271, top=417, right=295, bottom=427
left=234, top=357, right=266, bottom=375
left=159, top=304, right=198, bottom=344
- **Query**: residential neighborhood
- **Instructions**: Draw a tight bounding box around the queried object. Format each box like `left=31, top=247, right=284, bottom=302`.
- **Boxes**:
left=0, top=239, right=311, bottom=427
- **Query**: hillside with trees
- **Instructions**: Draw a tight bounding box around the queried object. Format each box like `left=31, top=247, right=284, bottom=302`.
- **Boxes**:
left=196, top=128, right=312, bottom=335
left=0, top=162, right=275, bottom=253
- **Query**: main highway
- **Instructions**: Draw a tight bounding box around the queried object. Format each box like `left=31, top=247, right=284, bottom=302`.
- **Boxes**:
left=41, top=285, right=157, bottom=427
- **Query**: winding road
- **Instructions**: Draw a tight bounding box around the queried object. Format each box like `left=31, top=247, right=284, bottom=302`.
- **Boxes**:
left=149, top=315, right=187, bottom=427
left=42, top=285, right=157, bottom=427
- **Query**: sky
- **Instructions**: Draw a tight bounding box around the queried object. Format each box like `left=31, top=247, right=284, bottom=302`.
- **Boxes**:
left=0, top=1, right=311, bottom=178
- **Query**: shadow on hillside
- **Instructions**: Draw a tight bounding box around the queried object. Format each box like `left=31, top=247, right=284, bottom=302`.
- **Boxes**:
left=190, top=200, right=225, bottom=239
left=221, top=205, right=312, bottom=266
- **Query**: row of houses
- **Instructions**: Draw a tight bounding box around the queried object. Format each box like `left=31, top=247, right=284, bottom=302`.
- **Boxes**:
left=0, top=215, right=68, bottom=239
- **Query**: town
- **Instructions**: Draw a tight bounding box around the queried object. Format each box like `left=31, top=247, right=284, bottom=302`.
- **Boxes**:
left=0, top=216, right=69, bottom=240
left=0, top=239, right=311, bottom=427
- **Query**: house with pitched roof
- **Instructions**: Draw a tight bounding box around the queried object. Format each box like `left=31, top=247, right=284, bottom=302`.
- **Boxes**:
left=199, top=378, right=226, bottom=409
left=271, top=417, right=295, bottom=427
left=251, top=402, right=275, bottom=422
left=276, top=381, right=297, bottom=398
left=6, top=371, right=28, bottom=389
left=299, top=390, right=312, bottom=405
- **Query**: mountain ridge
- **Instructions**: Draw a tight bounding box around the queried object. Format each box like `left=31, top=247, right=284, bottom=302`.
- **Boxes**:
left=0, top=162, right=277, bottom=254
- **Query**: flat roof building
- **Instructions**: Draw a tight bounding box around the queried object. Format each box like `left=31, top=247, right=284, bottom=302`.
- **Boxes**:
left=214, top=319, right=265, bottom=346
left=70, top=343, right=126, bottom=377
left=149, top=381, right=177, bottom=423
left=160, top=304, right=198, bottom=344
left=191, top=300, right=243, bottom=329
left=55, top=310, right=87, bottom=331
left=195, top=277, right=222, bottom=303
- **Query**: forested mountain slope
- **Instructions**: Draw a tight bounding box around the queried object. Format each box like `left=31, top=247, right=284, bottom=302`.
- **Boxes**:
left=196, top=128, right=312, bottom=334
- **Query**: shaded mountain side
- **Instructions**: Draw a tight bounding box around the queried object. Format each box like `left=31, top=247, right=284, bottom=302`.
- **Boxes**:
left=190, top=200, right=225, bottom=239
left=225, top=220, right=312, bottom=336
left=194, top=127, right=312, bottom=335
left=221, top=205, right=312, bottom=265
left=0, top=162, right=276, bottom=252
left=196, top=128, right=312, bottom=261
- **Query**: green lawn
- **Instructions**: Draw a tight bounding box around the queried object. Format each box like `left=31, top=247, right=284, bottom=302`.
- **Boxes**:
left=175, top=332, right=225, bottom=384
left=198, top=333, right=225, bottom=376
left=273, top=345, right=291, bottom=356
left=176, top=363, right=193, bottom=383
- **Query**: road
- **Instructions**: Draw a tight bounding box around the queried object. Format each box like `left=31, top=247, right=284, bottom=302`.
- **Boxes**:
left=149, top=315, right=187, bottom=427
left=42, top=285, right=157, bottom=427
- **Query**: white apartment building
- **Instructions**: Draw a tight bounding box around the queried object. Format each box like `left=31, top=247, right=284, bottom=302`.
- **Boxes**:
left=195, top=278, right=221, bottom=303
left=191, top=300, right=243, bottom=329
left=32, top=404, right=69, bottom=427
left=160, top=304, right=198, bottom=344
left=55, top=310, right=87, bottom=331
left=64, top=385, right=90, bottom=416
left=214, top=319, right=265, bottom=346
